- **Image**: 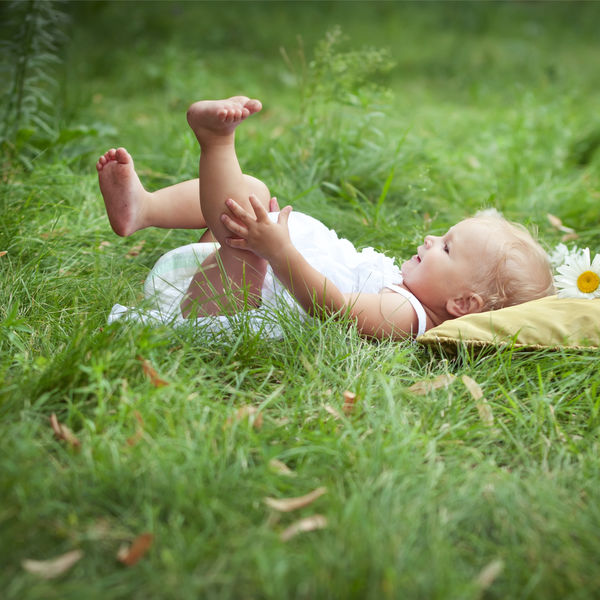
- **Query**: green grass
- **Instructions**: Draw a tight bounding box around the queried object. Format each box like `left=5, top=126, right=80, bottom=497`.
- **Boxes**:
left=2, top=1, right=600, bottom=598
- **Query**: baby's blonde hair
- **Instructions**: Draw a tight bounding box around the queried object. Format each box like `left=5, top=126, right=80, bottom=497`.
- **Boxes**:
left=471, top=209, right=555, bottom=311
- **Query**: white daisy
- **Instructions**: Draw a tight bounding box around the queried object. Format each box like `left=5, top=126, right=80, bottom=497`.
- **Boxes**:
left=554, top=247, right=600, bottom=299
left=548, top=243, right=582, bottom=269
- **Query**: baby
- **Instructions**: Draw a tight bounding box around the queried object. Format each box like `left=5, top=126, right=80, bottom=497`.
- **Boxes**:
left=97, top=96, right=554, bottom=340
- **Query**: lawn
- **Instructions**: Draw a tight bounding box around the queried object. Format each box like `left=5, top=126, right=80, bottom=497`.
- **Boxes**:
left=1, top=1, right=600, bottom=598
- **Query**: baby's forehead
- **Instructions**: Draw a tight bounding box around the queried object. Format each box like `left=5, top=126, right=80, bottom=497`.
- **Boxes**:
left=455, top=218, right=508, bottom=251
left=459, top=216, right=506, bottom=235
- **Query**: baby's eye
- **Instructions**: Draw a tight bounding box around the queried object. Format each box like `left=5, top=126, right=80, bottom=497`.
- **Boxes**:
left=444, top=243, right=449, bottom=254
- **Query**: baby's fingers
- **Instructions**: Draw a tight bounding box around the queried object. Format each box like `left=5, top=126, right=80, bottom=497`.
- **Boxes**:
left=269, top=197, right=280, bottom=212
left=221, top=212, right=249, bottom=237
left=224, top=198, right=253, bottom=224
left=277, top=205, right=293, bottom=227
left=248, top=194, right=270, bottom=222
left=225, top=237, right=250, bottom=250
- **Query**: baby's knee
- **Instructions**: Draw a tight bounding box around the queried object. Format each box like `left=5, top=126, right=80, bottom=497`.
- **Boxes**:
left=245, top=175, right=270, bottom=208
left=186, top=104, right=194, bottom=127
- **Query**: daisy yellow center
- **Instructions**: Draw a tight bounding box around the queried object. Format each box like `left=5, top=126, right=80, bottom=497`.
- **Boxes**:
left=577, top=270, right=600, bottom=294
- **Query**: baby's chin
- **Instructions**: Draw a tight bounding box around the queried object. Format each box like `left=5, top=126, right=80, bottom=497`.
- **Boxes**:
left=401, top=254, right=420, bottom=274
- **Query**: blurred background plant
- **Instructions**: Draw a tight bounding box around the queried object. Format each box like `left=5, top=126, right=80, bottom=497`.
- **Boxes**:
left=0, top=0, right=107, bottom=176
left=273, top=26, right=403, bottom=232
left=0, top=0, right=70, bottom=170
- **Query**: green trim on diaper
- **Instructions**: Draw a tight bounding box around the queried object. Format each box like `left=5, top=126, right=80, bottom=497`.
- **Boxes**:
left=149, top=244, right=217, bottom=278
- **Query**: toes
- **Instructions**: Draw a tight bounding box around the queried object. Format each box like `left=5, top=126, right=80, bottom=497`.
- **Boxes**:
left=97, top=154, right=109, bottom=171
left=223, top=108, right=242, bottom=123
left=245, top=99, right=262, bottom=113
left=220, top=101, right=248, bottom=122
left=115, top=147, right=130, bottom=164
left=97, top=148, right=132, bottom=172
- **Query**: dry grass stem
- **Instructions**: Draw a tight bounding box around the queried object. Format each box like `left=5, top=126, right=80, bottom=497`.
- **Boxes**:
left=265, top=487, right=327, bottom=512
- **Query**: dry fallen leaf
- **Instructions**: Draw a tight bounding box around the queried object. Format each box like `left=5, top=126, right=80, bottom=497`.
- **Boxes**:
left=22, top=549, right=83, bottom=579
left=561, top=231, right=579, bottom=242
left=547, top=213, right=563, bottom=229
left=408, top=374, right=456, bottom=396
left=476, top=559, right=504, bottom=589
left=40, top=229, right=69, bottom=240
left=126, top=240, right=146, bottom=257
left=117, top=532, right=154, bottom=566
left=227, top=405, right=263, bottom=429
left=264, top=486, right=327, bottom=512
left=50, top=413, right=81, bottom=448
left=269, top=458, right=296, bottom=477
left=126, top=410, right=144, bottom=446
left=324, top=404, right=343, bottom=420
left=342, top=390, right=357, bottom=415
left=138, top=357, right=169, bottom=388
left=547, top=213, right=576, bottom=234
left=462, top=375, right=494, bottom=426
left=0, top=251, right=7, bottom=257
left=280, top=515, right=328, bottom=541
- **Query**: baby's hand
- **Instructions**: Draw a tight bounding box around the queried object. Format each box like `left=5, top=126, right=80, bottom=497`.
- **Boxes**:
left=221, top=195, right=293, bottom=261
left=269, top=196, right=280, bottom=212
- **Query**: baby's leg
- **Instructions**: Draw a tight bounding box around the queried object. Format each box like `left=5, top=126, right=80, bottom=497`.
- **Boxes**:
left=181, top=96, right=267, bottom=317
left=97, top=148, right=270, bottom=237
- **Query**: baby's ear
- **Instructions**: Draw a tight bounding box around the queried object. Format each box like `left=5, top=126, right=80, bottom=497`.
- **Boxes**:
left=446, top=292, right=484, bottom=317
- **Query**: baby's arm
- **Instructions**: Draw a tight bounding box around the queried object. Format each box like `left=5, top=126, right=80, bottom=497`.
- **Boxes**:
left=222, top=196, right=347, bottom=316
left=222, top=196, right=420, bottom=339
left=341, top=292, right=421, bottom=339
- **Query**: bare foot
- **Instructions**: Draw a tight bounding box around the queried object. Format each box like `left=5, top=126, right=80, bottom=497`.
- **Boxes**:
left=186, top=96, right=262, bottom=145
left=96, top=147, right=149, bottom=236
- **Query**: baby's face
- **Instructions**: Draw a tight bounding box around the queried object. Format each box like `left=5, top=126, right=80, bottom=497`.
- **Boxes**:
left=401, top=218, right=495, bottom=313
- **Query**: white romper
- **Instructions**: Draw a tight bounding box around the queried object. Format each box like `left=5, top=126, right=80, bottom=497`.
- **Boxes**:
left=109, top=211, right=427, bottom=338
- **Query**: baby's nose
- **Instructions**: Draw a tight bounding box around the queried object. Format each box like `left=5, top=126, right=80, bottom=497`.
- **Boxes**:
left=424, top=235, right=434, bottom=248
